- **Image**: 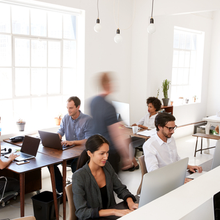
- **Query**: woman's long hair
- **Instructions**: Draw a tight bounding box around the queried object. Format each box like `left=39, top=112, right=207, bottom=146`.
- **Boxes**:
left=76, top=134, right=109, bottom=170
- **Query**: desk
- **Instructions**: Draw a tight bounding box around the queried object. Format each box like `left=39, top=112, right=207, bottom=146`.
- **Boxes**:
left=124, top=128, right=150, bottom=140
left=1, top=142, right=63, bottom=220
left=38, top=144, right=85, bottom=220
left=203, top=115, right=220, bottom=151
left=120, top=160, right=219, bottom=220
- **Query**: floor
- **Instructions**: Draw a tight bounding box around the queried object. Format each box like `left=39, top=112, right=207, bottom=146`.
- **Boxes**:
left=0, top=135, right=217, bottom=220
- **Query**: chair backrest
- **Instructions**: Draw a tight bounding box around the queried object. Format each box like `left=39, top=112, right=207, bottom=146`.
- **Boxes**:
left=65, top=183, right=77, bottom=220
left=12, top=216, right=36, bottom=220
left=137, top=155, right=148, bottom=195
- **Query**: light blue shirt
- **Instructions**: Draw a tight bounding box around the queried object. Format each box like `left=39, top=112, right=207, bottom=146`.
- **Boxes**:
left=57, top=111, right=92, bottom=141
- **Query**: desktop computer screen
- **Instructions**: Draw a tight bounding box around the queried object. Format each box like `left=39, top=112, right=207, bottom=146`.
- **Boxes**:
left=112, top=101, right=130, bottom=126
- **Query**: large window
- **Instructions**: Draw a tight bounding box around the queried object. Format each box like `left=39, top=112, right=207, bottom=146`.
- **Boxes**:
left=170, top=27, right=205, bottom=105
left=0, top=1, right=84, bottom=134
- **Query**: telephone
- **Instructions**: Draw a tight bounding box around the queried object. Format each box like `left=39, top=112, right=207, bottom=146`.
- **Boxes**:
left=10, top=136, right=24, bottom=143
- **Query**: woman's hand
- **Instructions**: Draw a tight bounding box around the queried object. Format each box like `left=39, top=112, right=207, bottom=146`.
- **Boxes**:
left=127, top=197, right=138, bottom=211
left=9, top=153, right=19, bottom=161
left=138, top=125, right=148, bottom=129
left=99, top=208, right=131, bottom=217
left=114, top=209, right=132, bottom=217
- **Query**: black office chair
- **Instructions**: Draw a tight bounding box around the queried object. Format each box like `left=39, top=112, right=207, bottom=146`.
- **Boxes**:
left=0, top=176, right=19, bottom=207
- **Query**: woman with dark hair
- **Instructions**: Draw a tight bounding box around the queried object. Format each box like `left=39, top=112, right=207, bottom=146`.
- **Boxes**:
left=132, top=97, right=162, bottom=130
left=125, top=97, right=162, bottom=171
left=72, top=134, right=138, bottom=220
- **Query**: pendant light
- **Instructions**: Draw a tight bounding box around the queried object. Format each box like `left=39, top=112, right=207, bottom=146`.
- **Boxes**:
left=114, top=28, right=123, bottom=43
left=147, top=0, right=156, bottom=34
left=113, top=0, right=123, bottom=43
left=94, top=0, right=101, bottom=32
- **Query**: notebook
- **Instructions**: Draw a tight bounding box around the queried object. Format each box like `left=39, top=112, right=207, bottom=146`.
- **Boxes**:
left=6, top=135, right=40, bottom=161
left=38, top=130, right=75, bottom=151
left=187, top=140, right=220, bottom=179
left=139, top=158, right=188, bottom=207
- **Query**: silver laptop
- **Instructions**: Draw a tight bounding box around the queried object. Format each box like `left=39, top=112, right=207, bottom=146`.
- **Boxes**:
left=6, top=135, right=40, bottom=161
left=139, top=157, right=188, bottom=207
left=38, top=130, right=75, bottom=151
left=187, top=140, right=220, bottom=179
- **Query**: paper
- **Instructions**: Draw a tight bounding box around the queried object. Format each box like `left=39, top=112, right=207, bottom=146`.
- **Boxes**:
left=137, top=128, right=156, bottom=137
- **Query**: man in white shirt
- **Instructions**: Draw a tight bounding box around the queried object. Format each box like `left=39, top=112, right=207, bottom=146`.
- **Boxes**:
left=143, top=112, right=202, bottom=174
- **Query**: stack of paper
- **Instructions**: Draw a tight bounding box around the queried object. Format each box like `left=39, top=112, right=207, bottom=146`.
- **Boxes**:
left=137, top=128, right=156, bottom=137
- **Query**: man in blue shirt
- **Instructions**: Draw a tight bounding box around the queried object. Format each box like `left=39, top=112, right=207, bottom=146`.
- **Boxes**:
left=55, top=96, right=92, bottom=193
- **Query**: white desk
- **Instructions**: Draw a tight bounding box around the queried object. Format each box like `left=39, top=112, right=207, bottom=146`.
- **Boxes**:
left=120, top=166, right=220, bottom=220
left=203, top=115, right=220, bottom=152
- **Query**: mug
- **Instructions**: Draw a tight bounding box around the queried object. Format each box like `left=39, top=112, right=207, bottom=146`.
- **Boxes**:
left=132, top=126, right=139, bottom=134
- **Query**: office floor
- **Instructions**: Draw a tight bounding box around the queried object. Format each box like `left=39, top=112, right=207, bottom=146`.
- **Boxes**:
left=0, top=135, right=216, bottom=220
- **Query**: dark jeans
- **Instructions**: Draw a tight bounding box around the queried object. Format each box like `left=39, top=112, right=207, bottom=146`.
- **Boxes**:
left=53, top=158, right=78, bottom=193
left=0, top=177, right=20, bottom=194
left=130, top=136, right=145, bottom=156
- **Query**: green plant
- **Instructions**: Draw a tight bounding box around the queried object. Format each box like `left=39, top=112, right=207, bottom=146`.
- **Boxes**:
left=156, top=88, right=160, bottom=98
left=162, top=79, right=171, bottom=99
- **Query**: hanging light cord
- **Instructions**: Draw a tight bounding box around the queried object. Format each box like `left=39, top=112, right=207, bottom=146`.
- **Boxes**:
left=97, top=0, right=100, bottom=19
left=151, top=0, right=154, bottom=18
left=113, top=0, right=136, bottom=30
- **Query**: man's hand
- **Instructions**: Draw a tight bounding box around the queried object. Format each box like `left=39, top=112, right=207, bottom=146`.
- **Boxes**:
left=61, top=140, right=74, bottom=146
left=187, top=165, right=203, bottom=173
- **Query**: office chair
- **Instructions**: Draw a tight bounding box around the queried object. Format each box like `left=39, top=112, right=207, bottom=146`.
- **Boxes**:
left=65, top=183, right=77, bottom=220
left=137, top=155, right=148, bottom=195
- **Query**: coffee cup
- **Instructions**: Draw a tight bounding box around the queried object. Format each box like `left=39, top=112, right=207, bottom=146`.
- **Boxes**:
left=132, top=126, right=138, bottom=134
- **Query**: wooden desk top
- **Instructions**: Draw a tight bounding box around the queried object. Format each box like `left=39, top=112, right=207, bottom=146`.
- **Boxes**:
left=124, top=128, right=150, bottom=140
left=1, top=142, right=63, bottom=174
left=38, top=144, right=85, bottom=160
left=3, top=138, right=85, bottom=161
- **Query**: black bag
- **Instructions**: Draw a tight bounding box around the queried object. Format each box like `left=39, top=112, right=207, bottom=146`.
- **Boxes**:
left=214, top=191, right=220, bottom=220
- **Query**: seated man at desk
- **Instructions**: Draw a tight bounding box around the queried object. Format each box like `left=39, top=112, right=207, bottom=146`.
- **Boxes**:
left=55, top=96, right=92, bottom=193
left=0, top=153, right=20, bottom=194
left=143, top=113, right=202, bottom=179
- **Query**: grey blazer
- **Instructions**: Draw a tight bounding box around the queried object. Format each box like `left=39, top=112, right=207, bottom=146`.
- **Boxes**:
left=72, top=161, right=136, bottom=220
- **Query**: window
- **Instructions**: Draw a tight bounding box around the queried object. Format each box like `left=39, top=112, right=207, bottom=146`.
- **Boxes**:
left=170, top=27, right=205, bottom=105
left=0, top=1, right=84, bottom=134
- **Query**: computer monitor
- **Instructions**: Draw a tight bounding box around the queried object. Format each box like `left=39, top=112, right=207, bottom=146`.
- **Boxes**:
left=112, top=101, right=130, bottom=126
left=139, top=157, right=189, bottom=208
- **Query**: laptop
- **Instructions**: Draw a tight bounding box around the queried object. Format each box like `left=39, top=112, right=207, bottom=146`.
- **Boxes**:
left=38, top=130, right=75, bottom=151
left=187, top=139, right=220, bottom=179
left=6, top=135, right=40, bottom=161
left=139, top=157, right=188, bottom=208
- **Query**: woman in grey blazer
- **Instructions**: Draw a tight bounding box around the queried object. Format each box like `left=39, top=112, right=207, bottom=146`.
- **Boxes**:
left=72, top=134, right=138, bottom=220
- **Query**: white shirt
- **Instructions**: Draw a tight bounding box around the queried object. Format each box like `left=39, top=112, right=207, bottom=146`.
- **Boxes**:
left=137, top=112, right=157, bottom=129
left=143, top=133, right=180, bottom=172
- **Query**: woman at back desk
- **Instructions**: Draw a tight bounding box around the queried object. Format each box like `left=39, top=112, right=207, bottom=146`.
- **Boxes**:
left=72, top=134, right=138, bottom=220
left=126, top=97, right=162, bottom=171
left=132, top=97, right=162, bottom=129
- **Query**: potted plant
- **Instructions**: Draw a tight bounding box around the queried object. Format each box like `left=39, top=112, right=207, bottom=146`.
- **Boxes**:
left=162, top=79, right=171, bottom=106
left=54, top=114, right=62, bottom=126
left=16, top=119, right=26, bottom=131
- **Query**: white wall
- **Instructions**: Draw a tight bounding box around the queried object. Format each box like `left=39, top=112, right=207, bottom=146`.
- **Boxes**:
left=130, top=0, right=217, bottom=138
left=207, top=11, right=220, bottom=116
left=35, top=0, right=134, bottom=115
left=148, top=13, right=213, bottom=127
left=33, top=0, right=220, bottom=138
